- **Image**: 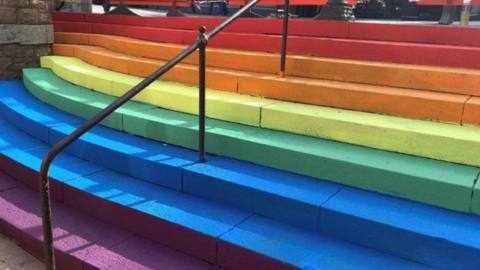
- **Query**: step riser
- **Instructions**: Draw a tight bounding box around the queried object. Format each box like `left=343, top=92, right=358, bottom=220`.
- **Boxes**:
left=241, top=76, right=467, bottom=125
left=0, top=188, right=107, bottom=270
left=61, top=183, right=218, bottom=263
left=54, top=32, right=480, bottom=96
left=0, top=154, right=64, bottom=201
left=218, top=240, right=297, bottom=270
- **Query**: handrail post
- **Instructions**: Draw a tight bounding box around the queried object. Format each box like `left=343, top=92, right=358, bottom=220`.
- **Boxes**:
left=40, top=160, right=56, bottom=270
left=198, top=26, right=208, bottom=163
left=280, top=0, right=290, bottom=77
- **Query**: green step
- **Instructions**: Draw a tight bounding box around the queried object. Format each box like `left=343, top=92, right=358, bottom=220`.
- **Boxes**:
left=23, top=68, right=480, bottom=213
left=23, top=68, right=155, bottom=130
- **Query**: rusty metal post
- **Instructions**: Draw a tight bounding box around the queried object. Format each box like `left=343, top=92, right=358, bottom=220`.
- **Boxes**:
left=280, top=0, right=290, bottom=77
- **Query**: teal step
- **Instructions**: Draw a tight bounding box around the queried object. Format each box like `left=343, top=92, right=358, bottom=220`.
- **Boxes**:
left=22, top=68, right=480, bottom=213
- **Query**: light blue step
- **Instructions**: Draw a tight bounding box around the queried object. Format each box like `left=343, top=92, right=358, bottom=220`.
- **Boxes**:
left=220, top=215, right=434, bottom=270
left=321, top=187, right=480, bottom=270
left=0, top=80, right=197, bottom=190
left=183, top=157, right=341, bottom=231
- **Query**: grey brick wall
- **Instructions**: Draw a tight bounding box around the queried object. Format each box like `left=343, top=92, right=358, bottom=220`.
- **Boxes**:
left=0, top=0, right=52, bottom=79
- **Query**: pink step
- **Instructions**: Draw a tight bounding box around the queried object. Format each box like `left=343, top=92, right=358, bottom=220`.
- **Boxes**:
left=0, top=173, right=219, bottom=270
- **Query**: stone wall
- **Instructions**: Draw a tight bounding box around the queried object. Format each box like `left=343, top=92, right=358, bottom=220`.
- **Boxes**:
left=0, top=0, right=53, bottom=79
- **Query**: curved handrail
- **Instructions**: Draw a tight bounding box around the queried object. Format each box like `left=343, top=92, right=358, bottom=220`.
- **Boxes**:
left=40, top=1, right=259, bottom=269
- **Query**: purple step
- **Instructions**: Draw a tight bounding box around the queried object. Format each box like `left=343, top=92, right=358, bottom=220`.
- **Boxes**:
left=0, top=171, right=19, bottom=191
left=0, top=173, right=219, bottom=270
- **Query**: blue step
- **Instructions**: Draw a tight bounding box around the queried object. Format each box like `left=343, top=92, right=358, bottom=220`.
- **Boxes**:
left=0, top=80, right=197, bottom=190
left=0, top=81, right=435, bottom=269
left=1, top=80, right=480, bottom=269
left=183, top=157, right=341, bottom=231
left=321, top=187, right=480, bottom=270
left=0, top=111, right=248, bottom=262
left=220, top=215, right=435, bottom=270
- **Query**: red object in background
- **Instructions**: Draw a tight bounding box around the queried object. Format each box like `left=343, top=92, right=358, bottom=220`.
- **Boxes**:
left=228, top=0, right=357, bottom=5
left=106, top=0, right=358, bottom=6
left=413, top=0, right=480, bottom=5
left=107, top=0, right=192, bottom=6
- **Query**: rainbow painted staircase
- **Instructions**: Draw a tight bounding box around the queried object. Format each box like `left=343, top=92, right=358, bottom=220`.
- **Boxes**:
left=1, top=11, right=480, bottom=270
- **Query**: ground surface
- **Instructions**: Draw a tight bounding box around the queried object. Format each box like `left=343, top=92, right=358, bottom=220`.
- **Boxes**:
left=0, top=233, right=43, bottom=270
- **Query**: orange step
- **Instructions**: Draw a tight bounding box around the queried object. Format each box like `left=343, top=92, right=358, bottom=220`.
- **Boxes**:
left=55, top=32, right=280, bottom=75
left=55, top=32, right=480, bottom=96
left=52, top=43, right=470, bottom=125
left=463, top=98, right=480, bottom=127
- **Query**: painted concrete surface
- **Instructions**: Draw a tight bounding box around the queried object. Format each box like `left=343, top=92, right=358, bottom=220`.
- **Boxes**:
left=0, top=233, right=43, bottom=270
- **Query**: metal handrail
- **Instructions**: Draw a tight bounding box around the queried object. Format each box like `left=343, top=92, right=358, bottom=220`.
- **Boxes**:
left=280, top=0, right=290, bottom=76
left=39, top=1, right=259, bottom=269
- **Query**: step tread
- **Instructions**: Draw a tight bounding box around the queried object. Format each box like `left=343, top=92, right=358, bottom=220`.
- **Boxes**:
left=0, top=174, right=220, bottom=270
left=262, top=101, right=480, bottom=167
left=21, top=69, right=480, bottom=213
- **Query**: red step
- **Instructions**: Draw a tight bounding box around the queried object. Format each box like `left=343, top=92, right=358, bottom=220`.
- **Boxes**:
left=51, top=12, right=480, bottom=47
left=53, top=20, right=480, bottom=69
